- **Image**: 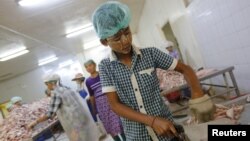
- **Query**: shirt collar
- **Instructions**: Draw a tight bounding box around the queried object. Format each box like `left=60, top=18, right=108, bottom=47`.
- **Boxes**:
left=109, top=45, right=142, bottom=62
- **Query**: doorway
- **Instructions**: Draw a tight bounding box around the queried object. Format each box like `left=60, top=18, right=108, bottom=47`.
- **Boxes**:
left=161, top=22, right=183, bottom=62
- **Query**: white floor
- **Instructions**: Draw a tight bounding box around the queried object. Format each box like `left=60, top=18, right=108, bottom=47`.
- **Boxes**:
left=45, top=133, right=114, bottom=141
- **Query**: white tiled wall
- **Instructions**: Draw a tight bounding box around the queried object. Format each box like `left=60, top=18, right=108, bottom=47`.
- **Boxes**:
left=0, top=62, right=83, bottom=103
left=137, top=0, right=186, bottom=47
left=188, top=0, right=250, bottom=92
left=0, top=35, right=137, bottom=103
left=136, top=0, right=205, bottom=69
left=0, top=68, right=47, bottom=103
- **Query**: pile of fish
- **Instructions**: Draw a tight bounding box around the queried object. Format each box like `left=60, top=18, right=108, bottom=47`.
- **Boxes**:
left=157, top=69, right=216, bottom=91
left=157, top=69, right=186, bottom=90
left=185, top=104, right=244, bottom=125
left=0, top=98, right=53, bottom=141
left=213, top=104, right=244, bottom=121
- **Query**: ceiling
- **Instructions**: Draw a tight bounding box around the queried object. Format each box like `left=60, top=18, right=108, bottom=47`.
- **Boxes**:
left=0, top=0, right=145, bottom=82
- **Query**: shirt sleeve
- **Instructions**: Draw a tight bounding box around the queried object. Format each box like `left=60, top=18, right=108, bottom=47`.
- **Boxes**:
left=46, top=92, right=62, bottom=118
left=151, top=47, right=178, bottom=70
left=99, top=61, right=116, bottom=93
left=86, top=80, right=94, bottom=96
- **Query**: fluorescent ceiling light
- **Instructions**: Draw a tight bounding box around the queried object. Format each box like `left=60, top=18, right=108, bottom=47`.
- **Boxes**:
left=0, top=46, right=26, bottom=58
left=83, top=39, right=101, bottom=50
left=66, top=23, right=94, bottom=38
left=59, top=60, right=73, bottom=68
left=0, top=50, right=29, bottom=61
left=38, top=56, right=58, bottom=66
left=18, top=0, right=48, bottom=7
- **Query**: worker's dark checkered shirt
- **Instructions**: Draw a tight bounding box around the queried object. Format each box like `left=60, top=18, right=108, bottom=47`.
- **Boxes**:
left=46, top=88, right=62, bottom=118
left=99, top=46, right=178, bottom=141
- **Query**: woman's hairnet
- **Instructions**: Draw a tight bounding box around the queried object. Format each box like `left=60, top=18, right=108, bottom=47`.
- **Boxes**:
left=92, top=1, right=131, bottom=39
left=11, top=96, right=22, bottom=104
left=84, top=59, right=96, bottom=66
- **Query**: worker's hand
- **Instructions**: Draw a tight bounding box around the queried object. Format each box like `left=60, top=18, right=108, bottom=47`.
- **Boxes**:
left=189, top=94, right=216, bottom=123
left=27, top=120, right=37, bottom=130
left=150, top=117, right=177, bottom=137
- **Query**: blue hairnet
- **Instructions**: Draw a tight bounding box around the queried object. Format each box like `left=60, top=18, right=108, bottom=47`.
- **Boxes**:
left=92, top=1, right=131, bottom=39
left=11, top=96, right=22, bottom=104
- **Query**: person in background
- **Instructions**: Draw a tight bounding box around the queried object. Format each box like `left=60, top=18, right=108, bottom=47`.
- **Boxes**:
left=84, top=59, right=125, bottom=141
left=10, top=96, right=23, bottom=107
left=7, top=96, right=27, bottom=114
left=28, top=73, right=98, bottom=141
left=9, top=96, right=25, bottom=109
left=165, top=41, right=179, bottom=60
left=92, top=1, right=215, bottom=140
left=72, top=73, right=98, bottom=122
left=72, top=73, right=89, bottom=99
left=72, top=72, right=107, bottom=139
